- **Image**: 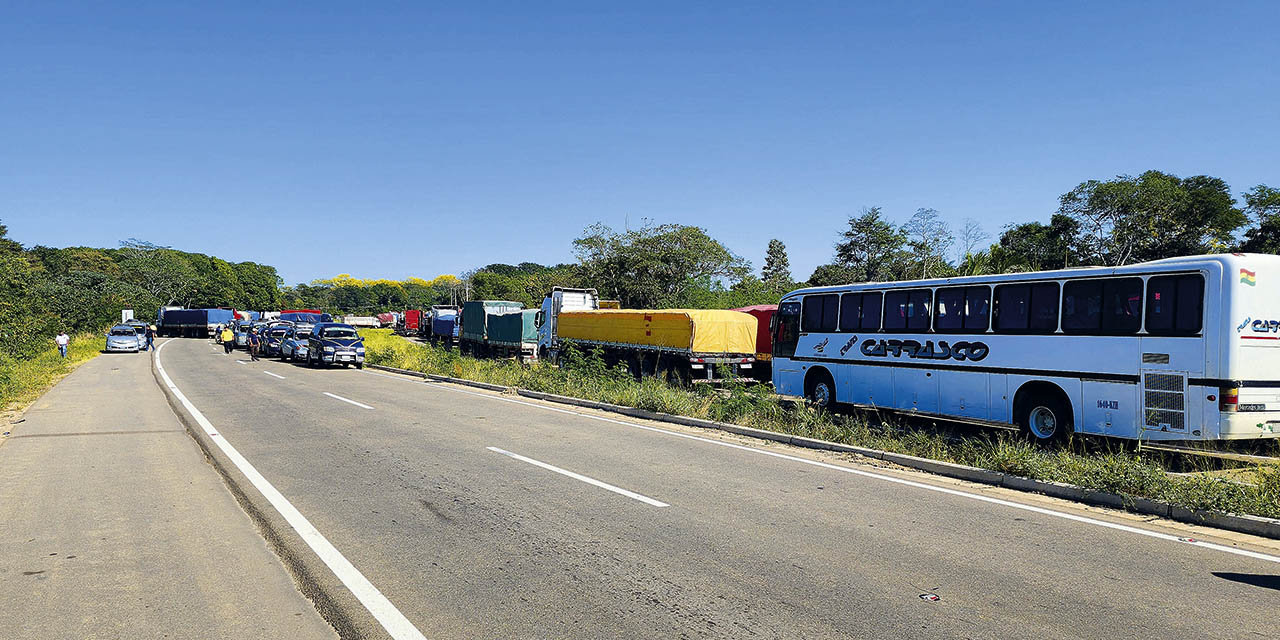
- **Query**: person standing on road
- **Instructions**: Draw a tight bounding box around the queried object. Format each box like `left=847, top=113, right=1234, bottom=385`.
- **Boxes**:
left=55, top=331, right=70, bottom=358
left=220, top=326, right=235, bottom=354
left=144, top=324, right=155, bottom=352
left=248, top=328, right=261, bottom=361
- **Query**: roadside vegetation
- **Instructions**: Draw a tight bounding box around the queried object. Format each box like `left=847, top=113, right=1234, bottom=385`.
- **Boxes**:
left=361, top=329, right=1280, bottom=520
left=0, top=332, right=104, bottom=416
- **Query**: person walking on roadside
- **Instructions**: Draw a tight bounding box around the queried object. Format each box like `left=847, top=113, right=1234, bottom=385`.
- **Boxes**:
left=55, top=331, right=70, bottom=358
left=248, top=328, right=261, bottom=361
left=220, top=326, right=235, bottom=354
left=144, top=324, right=156, bottom=351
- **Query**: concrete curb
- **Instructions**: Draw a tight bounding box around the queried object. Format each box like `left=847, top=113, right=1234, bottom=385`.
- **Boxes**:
left=369, top=363, right=1280, bottom=541
left=154, top=343, right=373, bottom=640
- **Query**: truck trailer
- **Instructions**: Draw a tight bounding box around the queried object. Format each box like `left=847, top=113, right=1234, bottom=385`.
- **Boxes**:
left=157, top=308, right=209, bottom=338
left=536, top=289, right=756, bottom=384
left=731, top=304, right=777, bottom=382
left=458, top=301, right=527, bottom=358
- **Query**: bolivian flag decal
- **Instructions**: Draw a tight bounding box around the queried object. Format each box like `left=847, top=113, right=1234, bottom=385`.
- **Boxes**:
left=1240, top=268, right=1257, bottom=286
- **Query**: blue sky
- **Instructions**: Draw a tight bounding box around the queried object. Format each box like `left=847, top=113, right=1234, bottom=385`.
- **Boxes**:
left=3, top=1, right=1277, bottom=285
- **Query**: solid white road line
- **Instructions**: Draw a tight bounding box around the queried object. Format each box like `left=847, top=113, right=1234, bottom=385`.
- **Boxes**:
left=155, top=341, right=426, bottom=640
left=365, top=369, right=1280, bottom=565
left=264, top=371, right=286, bottom=380
left=487, top=446, right=669, bottom=507
left=323, top=391, right=374, bottom=410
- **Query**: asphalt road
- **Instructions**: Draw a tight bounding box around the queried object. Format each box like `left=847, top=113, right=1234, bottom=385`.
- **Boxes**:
left=0, top=341, right=334, bottom=640
left=158, top=337, right=1280, bottom=639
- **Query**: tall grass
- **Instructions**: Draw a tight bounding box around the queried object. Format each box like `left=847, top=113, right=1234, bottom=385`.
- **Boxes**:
left=361, top=329, right=1280, bottom=519
left=0, top=332, right=104, bottom=415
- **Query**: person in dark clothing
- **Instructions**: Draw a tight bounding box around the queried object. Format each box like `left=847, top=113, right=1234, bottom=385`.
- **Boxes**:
left=248, top=329, right=261, bottom=361
left=144, top=325, right=155, bottom=351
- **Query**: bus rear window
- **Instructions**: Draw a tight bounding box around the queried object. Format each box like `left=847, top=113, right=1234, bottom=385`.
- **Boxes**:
left=1146, top=274, right=1204, bottom=336
left=802, top=294, right=838, bottom=333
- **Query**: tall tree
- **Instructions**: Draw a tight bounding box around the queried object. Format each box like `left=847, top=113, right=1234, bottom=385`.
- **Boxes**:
left=761, top=239, right=791, bottom=285
left=832, top=207, right=908, bottom=282
left=117, top=239, right=198, bottom=306
left=901, top=208, right=954, bottom=278
left=1238, top=185, right=1280, bottom=253
left=574, top=222, right=749, bottom=308
left=1059, top=171, right=1245, bottom=265
left=957, top=218, right=989, bottom=260
left=998, top=214, right=1082, bottom=271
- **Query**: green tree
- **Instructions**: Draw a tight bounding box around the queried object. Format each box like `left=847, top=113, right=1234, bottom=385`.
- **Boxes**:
left=573, top=222, right=750, bottom=308
left=761, top=239, right=791, bottom=285
left=117, top=239, right=198, bottom=306
left=1238, top=185, right=1280, bottom=253
left=997, top=214, right=1081, bottom=271
left=832, top=207, right=908, bottom=282
left=1059, top=171, right=1245, bottom=265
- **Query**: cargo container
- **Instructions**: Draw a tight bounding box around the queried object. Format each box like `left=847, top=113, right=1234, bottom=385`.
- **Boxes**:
left=157, top=308, right=209, bottom=338
left=732, top=305, right=777, bottom=382
left=459, top=301, right=526, bottom=358
left=426, top=306, right=461, bottom=347
left=484, top=309, right=539, bottom=360
left=280, top=310, right=330, bottom=324
left=343, top=315, right=379, bottom=328
left=376, top=312, right=398, bottom=328
left=537, top=289, right=756, bottom=384
left=207, top=308, right=237, bottom=333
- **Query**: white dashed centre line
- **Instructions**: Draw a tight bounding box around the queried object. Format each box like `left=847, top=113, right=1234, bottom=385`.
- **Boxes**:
left=487, top=446, right=669, bottom=507
left=264, top=371, right=286, bottom=380
left=323, top=391, right=374, bottom=410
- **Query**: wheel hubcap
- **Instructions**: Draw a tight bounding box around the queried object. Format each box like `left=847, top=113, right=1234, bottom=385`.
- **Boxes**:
left=812, top=383, right=831, bottom=407
left=1029, top=406, right=1057, bottom=438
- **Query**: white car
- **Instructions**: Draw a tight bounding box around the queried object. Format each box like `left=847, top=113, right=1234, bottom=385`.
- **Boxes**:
left=105, top=325, right=142, bottom=352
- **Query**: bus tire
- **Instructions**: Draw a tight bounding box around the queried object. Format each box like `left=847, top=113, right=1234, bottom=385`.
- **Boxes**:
left=1015, top=385, right=1073, bottom=445
left=804, top=368, right=836, bottom=410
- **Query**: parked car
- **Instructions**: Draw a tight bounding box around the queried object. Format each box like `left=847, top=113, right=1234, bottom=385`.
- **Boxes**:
left=234, top=320, right=255, bottom=348
left=124, top=320, right=149, bottom=344
left=261, top=325, right=292, bottom=356
left=280, top=327, right=311, bottom=361
left=306, top=322, right=365, bottom=368
left=105, top=325, right=142, bottom=352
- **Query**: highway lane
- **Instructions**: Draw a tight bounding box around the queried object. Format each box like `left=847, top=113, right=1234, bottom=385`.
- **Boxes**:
left=160, top=337, right=1280, bottom=639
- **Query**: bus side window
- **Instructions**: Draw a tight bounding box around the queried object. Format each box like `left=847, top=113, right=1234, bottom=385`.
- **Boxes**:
left=839, top=293, right=861, bottom=332
left=935, top=288, right=965, bottom=331
left=860, top=292, right=883, bottom=331
left=907, top=290, right=932, bottom=331
left=1029, top=283, right=1059, bottom=333
left=1062, top=280, right=1102, bottom=334
left=994, top=284, right=1030, bottom=332
left=1102, top=278, right=1143, bottom=335
left=1147, top=274, right=1204, bottom=335
left=884, top=291, right=908, bottom=330
left=964, top=286, right=991, bottom=332
left=803, top=294, right=839, bottom=333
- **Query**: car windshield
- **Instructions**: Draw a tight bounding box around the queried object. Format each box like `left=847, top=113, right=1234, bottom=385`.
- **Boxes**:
left=293, top=331, right=311, bottom=339
left=110, top=328, right=134, bottom=336
left=269, top=329, right=289, bottom=337
left=321, top=328, right=359, bottom=339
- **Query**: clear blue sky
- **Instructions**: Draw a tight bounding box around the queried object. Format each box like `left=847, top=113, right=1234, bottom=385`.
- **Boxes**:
left=3, top=1, right=1277, bottom=285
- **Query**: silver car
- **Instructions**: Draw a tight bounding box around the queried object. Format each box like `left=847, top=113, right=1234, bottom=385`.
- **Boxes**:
left=105, top=325, right=142, bottom=352
left=280, top=328, right=311, bottom=361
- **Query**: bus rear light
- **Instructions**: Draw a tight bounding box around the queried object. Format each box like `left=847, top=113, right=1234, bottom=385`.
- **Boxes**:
left=1219, top=387, right=1239, bottom=412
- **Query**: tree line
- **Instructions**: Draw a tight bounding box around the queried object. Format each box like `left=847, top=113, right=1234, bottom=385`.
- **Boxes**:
left=3, top=169, right=1276, bottom=362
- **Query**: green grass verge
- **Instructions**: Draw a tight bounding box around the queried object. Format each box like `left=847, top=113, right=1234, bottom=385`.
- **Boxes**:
left=0, top=332, right=106, bottom=415
left=361, top=329, right=1280, bottom=520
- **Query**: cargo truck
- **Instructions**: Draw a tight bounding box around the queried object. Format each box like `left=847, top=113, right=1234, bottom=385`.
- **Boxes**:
left=397, top=309, right=423, bottom=336
left=425, top=306, right=461, bottom=347
left=535, top=290, right=756, bottom=384
left=458, top=301, right=527, bottom=358
left=157, top=308, right=209, bottom=338
left=484, top=309, right=539, bottom=362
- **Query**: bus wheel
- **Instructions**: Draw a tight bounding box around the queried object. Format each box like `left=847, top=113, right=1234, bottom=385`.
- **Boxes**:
left=1018, top=393, right=1072, bottom=445
left=804, top=369, right=835, bottom=409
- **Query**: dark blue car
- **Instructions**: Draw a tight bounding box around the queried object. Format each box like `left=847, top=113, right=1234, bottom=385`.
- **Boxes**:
left=306, top=322, right=365, bottom=368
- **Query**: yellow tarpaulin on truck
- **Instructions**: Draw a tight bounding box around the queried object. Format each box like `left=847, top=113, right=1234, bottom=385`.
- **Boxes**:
left=556, top=309, right=757, bottom=355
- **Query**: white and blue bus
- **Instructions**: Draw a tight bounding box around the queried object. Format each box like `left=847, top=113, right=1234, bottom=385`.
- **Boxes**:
left=772, top=254, right=1280, bottom=443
